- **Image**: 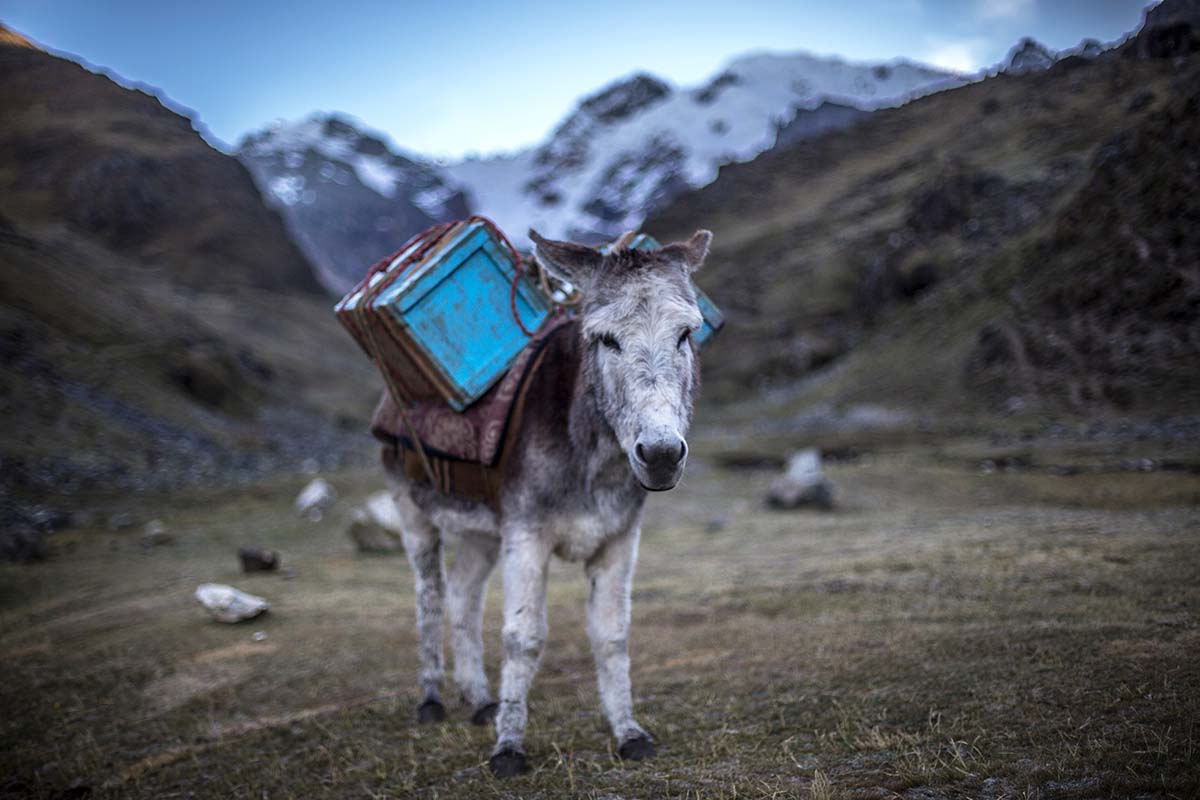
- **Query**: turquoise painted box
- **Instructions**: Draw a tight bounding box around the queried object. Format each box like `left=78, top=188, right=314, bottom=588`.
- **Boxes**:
left=336, top=221, right=723, bottom=416
left=365, top=220, right=553, bottom=411
left=621, top=233, right=725, bottom=347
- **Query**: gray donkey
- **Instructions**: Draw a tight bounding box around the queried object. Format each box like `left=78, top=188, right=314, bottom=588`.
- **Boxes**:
left=384, top=228, right=712, bottom=778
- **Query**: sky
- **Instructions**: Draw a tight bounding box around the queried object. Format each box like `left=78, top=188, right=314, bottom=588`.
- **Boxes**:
left=0, top=0, right=1156, bottom=160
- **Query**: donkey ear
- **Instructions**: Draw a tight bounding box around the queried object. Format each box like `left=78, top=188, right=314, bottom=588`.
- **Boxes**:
left=530, top=229, right=603, bottom=286
left=661, top=229, right=712, bottom=273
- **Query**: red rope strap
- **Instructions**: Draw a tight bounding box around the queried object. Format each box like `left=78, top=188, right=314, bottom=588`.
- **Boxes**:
left=468, top=216, right=540, bottom=337
left=508, top=254, right=538, bottom=337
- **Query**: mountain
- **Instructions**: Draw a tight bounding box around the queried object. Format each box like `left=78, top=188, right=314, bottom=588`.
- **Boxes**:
left=1003, top=38, right=1056, bottom=74
left=0, top=26, right=379, bottom=520
left=1146, top=0, right=1200, bottom=27
left=237, top=114, right=469, bottom=293
left=239, top=52, right=962, bottom=289
left=0, top=29, right=322, bottom=294
left=446, top=53, right=963, bottom=244
left=773, top=101, right=870, bottom=150
left=647, top=25, right=1198, bottom=417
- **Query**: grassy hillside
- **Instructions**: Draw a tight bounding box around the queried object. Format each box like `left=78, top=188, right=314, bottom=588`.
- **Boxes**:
left=0, top=28, right=381, bottom=516
left=650, top=44, right=1198, bottom=421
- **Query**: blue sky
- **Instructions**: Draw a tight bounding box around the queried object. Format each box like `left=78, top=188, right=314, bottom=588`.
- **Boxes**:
left=0, top=0, right=1154, bottom=159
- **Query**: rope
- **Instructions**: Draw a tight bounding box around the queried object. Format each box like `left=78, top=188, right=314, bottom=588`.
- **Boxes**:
left=364, top=222, right=452, bottom=282
left=360, top=221, right=457, bottom=489
left=508, top=254, right=539, bottom=337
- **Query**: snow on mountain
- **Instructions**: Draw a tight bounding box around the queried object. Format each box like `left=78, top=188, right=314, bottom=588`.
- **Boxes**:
left=1068, top=38, right=1105, bottom=59
left=237, top=113, right=468, bottom=293
left=1002, top=38, right=1056, bottom=75
left=239, top=51, right=964, bottom=291
left=446, top=52, right=965, bottom=244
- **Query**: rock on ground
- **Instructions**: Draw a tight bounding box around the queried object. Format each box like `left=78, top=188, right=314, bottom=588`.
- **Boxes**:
left=766, top=448, right=835, bottom=510
left=141, top=519, right=172, bottom=547
left=294, top=477, right=336, bottom=521
left=195, top=583, right=269, bottom=623
left=238, top=547, right=280, bottom=572
left=347, top=490, right=404, bottom=553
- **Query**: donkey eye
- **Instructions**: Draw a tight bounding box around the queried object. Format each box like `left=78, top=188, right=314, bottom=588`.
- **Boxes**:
left=677, top=328, right=692, bottom=348
left=598, top=333, right=622, bottom=352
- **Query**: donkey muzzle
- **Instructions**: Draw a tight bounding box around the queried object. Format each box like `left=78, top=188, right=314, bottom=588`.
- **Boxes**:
left=631, top=434, right=688, bottom=491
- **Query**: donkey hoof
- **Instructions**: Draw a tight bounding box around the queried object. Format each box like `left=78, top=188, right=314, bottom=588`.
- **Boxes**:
left=416, top=699, right=446, bottom=724
left=471, top=702, right=498, bottom=726
left=618, top=734, right=657, bottom=761
left=489, top=748, right=529, bottom=778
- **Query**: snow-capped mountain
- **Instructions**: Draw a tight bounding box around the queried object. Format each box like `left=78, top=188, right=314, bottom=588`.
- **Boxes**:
left=240, top=51, right=963, bottom=291
left=995, top=36, right=1110, bottom=78
left=447, top=52, right=964, bottom=243
left=1002, top=38, right=1056, bottom=74
left=238, top=113, right=468, bottom=293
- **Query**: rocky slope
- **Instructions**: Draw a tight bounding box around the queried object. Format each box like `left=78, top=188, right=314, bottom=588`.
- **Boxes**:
left=0, top=27, right=380, bottom=522
left=648, top=10, right=1199, bottom=419
left=237, top=114, right=469, bottom=293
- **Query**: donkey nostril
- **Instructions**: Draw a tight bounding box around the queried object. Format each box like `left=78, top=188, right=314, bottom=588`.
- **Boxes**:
left=678, top=440, right=688, bottom=462
left=636, top=443, right=647, bottom=463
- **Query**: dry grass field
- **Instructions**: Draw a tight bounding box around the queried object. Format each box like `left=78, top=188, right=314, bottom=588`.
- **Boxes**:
left=2, top=429, right=1198, bottom=799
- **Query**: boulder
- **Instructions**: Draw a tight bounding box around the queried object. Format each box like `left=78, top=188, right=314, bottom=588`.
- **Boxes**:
left=107, top=512, right=135, bottom=531
left=195, top=583, right=269, bottom=623
left=141, top=519, right=172, bottom=547
left=294, top=477, right=336, bottom=521
left=347, top=490, right=404, bottom=553
left=766, top=449, right=835, bottom=510
left=28, top=506, right=72, bottom=532
left=238, top=547, right=279, bottom=572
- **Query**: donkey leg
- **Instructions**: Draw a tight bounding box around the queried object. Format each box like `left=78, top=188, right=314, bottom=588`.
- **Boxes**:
left=586, top=524, right=655, bottom=760
left=446, top=532, right=500, bottom=724
left=394, top=488, right=447, bottom=723
left=489, top=530, right=551, bottom=778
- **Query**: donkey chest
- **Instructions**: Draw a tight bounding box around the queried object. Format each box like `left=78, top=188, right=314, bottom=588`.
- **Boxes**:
left=546, top=488, right=641, bottom=562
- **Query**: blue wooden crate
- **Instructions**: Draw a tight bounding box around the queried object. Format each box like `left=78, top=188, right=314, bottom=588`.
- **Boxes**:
left=371, top=220, right=553, bottom=411
left=622, top=233, right=725, bottom=347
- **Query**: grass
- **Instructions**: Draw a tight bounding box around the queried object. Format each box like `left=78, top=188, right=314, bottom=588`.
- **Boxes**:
left=2, top=433, right=1198, bottom=799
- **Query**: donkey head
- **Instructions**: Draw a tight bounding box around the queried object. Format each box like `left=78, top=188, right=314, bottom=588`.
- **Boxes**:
left=530, top=229, right=712, bottom=491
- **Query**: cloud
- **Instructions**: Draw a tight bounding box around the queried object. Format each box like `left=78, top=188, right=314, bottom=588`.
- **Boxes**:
left=922, top=37, right=989, bottom=73
left=976, top=0, right=1036, bottom=21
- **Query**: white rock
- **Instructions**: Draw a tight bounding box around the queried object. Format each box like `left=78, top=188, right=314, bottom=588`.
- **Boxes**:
left=195, top=583, right=269, bottom=623
left=141, top=519, right=173, bottom=547
left=295, top=478, right=337, bottom=520
left=784, top=449, right=823, bottom=483
left=767, top=448, right=834, bottom=510
left=347, top=490, right=404, bottom=553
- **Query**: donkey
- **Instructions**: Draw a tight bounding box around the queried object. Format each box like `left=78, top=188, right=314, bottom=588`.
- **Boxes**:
left=384, top=227, right=712, bottom=777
